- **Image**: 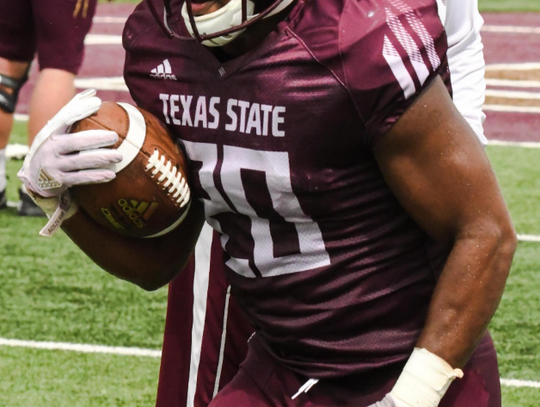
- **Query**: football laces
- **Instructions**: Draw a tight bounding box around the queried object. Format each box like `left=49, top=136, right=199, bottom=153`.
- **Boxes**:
left=146, top=150, right=191, bottom=207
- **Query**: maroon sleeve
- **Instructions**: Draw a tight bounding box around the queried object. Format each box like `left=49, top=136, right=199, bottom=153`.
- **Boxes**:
left=340, top=0, right=449, bottom=146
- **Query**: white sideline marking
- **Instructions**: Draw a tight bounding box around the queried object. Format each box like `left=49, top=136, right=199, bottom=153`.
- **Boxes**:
left=6, top=143, right=29, bottom=160
left=93, top=16, right=127, bottom=24
left=0, top=338, right=161, bottom=358
left=517, top=234, right=540, bottom=243
left=14, top=113, right=28, bottom=122
left=75, top=77, right=128, bottom=92
left=85, top=34, right=123, bottom=45
left=486, top=89, right=540, bottom=100
left=488, top=140, right=540, bottom=149
left=486, top=62, right=540, bottom=71
left=486, top=79, right=540, bottom=89
left=501, top=379, right=540, bottom=389
left=0, top=337, right=538, bottom=389
left=483, top=104, right=540, bottom=114
left=482, top=25, right=540, bottom=34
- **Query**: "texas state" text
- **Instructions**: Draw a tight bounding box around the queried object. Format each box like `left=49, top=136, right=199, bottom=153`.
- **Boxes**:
left=159, top=94, right=286, bottom=137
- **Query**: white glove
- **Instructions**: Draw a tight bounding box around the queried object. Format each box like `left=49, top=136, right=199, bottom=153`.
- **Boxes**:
left=17, top=89, right=122, bottom=236
left=18, top=89, right=121, bottom=197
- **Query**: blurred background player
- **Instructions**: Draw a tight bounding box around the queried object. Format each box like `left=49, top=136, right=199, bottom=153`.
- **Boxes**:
left=0, top=0, right=97, bottom=215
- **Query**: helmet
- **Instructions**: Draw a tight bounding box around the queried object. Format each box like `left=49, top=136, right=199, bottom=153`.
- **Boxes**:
left=150, top=0, right=296, bottom=47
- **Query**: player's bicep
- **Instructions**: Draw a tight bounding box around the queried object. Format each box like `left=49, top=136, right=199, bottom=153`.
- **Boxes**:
left=372, top=76, right=507, bottom=244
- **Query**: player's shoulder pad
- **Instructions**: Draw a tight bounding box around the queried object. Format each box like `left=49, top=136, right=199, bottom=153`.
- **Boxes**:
left=340, top=0, right=446, bottom=92
left=122, top=1, right=164, bottom=51
left=339, top=0, right=448, bottom=142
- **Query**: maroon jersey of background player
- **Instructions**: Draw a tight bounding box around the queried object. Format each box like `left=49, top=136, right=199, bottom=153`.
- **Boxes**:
left=0, top=0, right=96, bottom=74
left=123, top=1, right=501, bottom=404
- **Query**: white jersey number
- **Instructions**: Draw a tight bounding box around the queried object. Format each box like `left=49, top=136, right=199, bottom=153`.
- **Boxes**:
left=182, top=141, right=330, bottom=278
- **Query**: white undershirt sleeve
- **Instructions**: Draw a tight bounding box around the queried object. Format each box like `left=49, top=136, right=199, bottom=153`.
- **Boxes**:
left=438, top=0, right=488, bottom=145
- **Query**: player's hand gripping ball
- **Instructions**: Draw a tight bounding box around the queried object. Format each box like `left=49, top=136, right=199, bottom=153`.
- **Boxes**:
left=70, top=102, right=191, bottom=238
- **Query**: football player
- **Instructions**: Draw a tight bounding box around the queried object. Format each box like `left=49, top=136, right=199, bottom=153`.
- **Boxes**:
left=0, top=0, right=97, bottom=215
left=19, top=0, right=515, bottom=406
left=154, top=0, right=491, bottom=405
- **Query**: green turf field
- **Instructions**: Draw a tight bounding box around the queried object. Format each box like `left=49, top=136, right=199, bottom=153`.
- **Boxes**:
left=479, top=0, right=540, bottom=12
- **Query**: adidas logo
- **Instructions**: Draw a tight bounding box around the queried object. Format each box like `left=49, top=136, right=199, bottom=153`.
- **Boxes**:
left=118, top=198, right=159, bottom=229
left=150, top=59, right=177, bottom=81
left=37, top=168, right=62, bottom=190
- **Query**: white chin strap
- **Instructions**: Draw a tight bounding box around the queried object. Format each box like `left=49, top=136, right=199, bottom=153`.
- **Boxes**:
left=181, top=0, right=295, bottom=47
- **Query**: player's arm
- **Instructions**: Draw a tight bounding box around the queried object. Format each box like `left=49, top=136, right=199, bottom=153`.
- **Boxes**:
left=18, top=90, right=205, bottom=291
left=61, top=200, right=205, bottom=290
left=370, top=76, right=516, bottom=407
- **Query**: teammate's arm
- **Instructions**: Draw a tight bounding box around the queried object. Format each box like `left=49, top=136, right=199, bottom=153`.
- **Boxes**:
left=371, top=76, right=516, bottom=407
left=443, top=0, right=487, bottom=143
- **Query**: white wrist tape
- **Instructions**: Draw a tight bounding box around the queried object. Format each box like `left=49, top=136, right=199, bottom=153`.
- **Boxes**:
left=390, top=348, right=464, bottom=407
left=26, top=188, right=79, bottom=237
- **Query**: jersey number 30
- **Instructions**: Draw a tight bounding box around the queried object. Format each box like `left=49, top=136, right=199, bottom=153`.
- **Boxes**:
left=183, top=141, right=331, bottom=278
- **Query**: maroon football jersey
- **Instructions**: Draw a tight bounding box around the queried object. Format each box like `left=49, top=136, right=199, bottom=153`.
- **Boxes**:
left=0, top=0, right=97, bottom=73
left=124, top=0, right=450, bottom=378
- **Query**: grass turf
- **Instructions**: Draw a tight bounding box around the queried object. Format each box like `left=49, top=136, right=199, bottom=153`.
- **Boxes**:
left=0, top=347, right=159, bottom=407
left=1, top=121, right=167, bottom=405
left=479, top=0, right=540, bottom=12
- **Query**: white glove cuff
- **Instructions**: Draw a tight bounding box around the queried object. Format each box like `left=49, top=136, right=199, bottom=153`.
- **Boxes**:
left=26, top=188, right=79, bottom=237
left=390, top=348, right=464, bottom=407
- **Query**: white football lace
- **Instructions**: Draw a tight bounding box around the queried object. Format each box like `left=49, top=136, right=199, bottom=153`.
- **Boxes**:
left=146, top=150, right=191, bottom=207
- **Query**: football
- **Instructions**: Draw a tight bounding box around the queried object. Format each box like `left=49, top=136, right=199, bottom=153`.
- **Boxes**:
left=70, top=102, right=191, bottom=238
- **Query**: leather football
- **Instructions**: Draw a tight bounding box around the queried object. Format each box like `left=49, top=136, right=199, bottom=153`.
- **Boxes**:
left=70, top=102, right=191, bottom=238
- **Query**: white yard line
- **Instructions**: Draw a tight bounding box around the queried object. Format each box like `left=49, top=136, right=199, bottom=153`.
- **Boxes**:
left=0, top=337, right=537, bottom=389
left=483, top=104, right=540, bottom=114
left=485, top=89, right=540, bottom=100
left=517, top=234, right=540, bottom=243
left=75, top=77, right=129, bottom=92
left=488, top=140, right=540, bottom=149
left=0, top=338, right=161, bottom=358
left=486, top=62, right=540, bottom=71
left=486, top=79, right=540, bottom=89
left=501, top=378, right=540, bottom=389
left=482, top=25, right=540, bottom=34
left=93, top=16, right=128, bottom=24
left=14, top=113, right=28, bottom=122
left=84, top=34, right=123, bottom=45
